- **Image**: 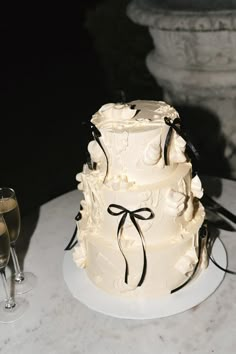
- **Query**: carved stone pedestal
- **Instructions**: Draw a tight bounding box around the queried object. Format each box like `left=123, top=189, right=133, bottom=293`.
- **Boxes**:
left=127, top=0, right=236, bottom=178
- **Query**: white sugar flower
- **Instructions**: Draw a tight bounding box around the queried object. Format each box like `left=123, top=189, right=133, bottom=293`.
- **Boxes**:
left=169, top=132, right=187, bottom=163
left=98, top=103, right=137, bottom=121
left=88, top=140, right=104, bottom=164
left=166, top=189, right=186, bottom=216
left=143, top=135, right=161, bottom=165
left=191, top=175, right=204, bottom=199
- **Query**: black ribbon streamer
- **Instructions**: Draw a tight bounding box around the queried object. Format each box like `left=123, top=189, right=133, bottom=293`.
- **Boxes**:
left=172, top=193, right=236, bottom=293
left=65, top=121, right=109, bottom=251
left=171, top=221, right=208, bottom=293
left=202, top=193, right=236, bottom=225
left=208, top=248, right=236, bottom=275
left=164, top=117, right=200, bottom=167
left=107, top=204, right=154, bottom=287
left=202, top=194, right=236, bottom=275
left=81, top=121, right=109, bottom=180
left=64, top=209, right=82, bottom=251
left=90, top=122, right=109, bottom=182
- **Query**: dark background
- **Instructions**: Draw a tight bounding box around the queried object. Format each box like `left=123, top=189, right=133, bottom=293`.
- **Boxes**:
left=3, top=1, right=230, bottom=216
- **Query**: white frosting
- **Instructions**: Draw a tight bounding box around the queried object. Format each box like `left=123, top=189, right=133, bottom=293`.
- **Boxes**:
left=143, top=135, right=161, bottom=165
left=98, top=103, right=137, bottom=121
left=73, top=242, right=86, bottom=268
left=169, top=132, right=187, bottom=163
left=165, top=189, right=186, bottom=217
left=91, top=100, right=178, bottom=130
left=191, top=174, right=204, bottom=199
left=87, top=141, right=104, bottom=164
left=175, top=247, right=198, bottom=275
left=88, top=100, right=190, bottom=186
left=74, top=100, right=207, bottom=298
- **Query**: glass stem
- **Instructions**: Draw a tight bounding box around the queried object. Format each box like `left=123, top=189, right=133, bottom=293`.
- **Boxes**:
left=10, top=245, right=24, bottom=283
left=0, top=269, right=16, bottom=309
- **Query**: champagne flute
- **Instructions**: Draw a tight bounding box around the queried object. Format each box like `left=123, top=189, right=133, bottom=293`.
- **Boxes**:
left=0, top=213, right=29, bottom=323
left=0, top=187, right=37, bottom=294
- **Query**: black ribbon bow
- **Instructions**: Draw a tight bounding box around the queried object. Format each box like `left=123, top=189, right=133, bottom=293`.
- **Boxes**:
left=107, top=204, right=154, bottom=287
left=164, top=117, right=200, bottom=167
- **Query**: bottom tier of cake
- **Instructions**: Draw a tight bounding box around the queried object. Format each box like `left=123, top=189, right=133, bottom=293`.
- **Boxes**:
left=73, top=206, right=208, bottom=298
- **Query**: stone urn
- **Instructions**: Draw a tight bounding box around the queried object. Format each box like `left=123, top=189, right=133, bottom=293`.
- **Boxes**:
left=127, top=0, right=236, bottom=178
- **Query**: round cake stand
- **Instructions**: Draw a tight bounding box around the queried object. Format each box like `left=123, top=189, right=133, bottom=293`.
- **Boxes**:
left=63, top=238, right=226, bottom=320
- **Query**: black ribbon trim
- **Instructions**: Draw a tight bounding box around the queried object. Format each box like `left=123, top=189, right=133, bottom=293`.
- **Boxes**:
left=202, top=194, right=236, bottom=275
left=171, top=221, right=208, bottom=293
left=64, top=209, right=82, bottom=251
left=90, top=122, right=109, bottom=182
left=107, top=204, right=154, bottom=287
left=172, top=197, right=236, bottom=293
left=208, top=248, right=236, bottom=275
left=65, top=121, right=108, bottom=250
left=164, top=117, right=200, bottom=166
left=202, top=193, right=236, bottom=225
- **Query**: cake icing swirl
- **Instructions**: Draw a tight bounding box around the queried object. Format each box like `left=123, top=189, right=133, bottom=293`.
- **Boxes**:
left=91, top=100, right=179, bottom=131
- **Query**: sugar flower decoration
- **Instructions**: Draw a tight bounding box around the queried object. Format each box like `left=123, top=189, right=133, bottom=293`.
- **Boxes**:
left=98, top=103, right=137, bottom=121
left=191, top=175, right=204, bottom=199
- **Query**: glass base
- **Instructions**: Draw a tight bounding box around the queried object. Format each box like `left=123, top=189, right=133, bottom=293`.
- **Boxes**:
left=0, top=297, right=29, bottom=323
left=8, top=271, right=37, bottom=295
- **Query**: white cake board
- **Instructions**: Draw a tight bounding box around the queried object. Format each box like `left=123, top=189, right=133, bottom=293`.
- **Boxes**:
left=63, top=238, right=226, bottom=320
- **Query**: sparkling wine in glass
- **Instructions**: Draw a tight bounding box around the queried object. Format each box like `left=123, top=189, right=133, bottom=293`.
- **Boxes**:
left=0, top=187, right=37, bottom=294
left=0, top=214, right=29, bottom=323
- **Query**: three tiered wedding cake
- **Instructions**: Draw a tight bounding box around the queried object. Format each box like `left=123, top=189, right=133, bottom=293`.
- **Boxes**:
left=72, top=100, right=208, bottom=298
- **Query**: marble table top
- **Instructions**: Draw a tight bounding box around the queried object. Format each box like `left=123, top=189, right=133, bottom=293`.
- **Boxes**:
left=0, top=176, right=236, bottom=354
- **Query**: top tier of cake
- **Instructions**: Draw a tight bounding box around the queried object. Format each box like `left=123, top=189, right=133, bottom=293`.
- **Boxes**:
left=87, top=100, right=188, bottom=186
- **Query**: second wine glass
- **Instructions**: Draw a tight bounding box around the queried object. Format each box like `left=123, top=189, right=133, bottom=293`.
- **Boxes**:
left=0, top=187, right=37, bottom=294
left=0, top=213, right=29, bottom=323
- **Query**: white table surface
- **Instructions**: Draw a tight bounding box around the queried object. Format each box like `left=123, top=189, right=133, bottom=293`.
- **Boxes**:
left=0, top=176, right=236, bottom=354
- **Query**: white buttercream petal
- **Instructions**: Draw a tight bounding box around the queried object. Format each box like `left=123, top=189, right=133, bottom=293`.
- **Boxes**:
left=88, top=141, right=104, bottom=163
left=106, top=175, right=134, bottom=191
left=98, top=103, right=137, bottom=121
left=191, top=175, right=204, bottom=199
left=166, top=189, right=186, bottom=216
left=99, top=103, right=114, bottom=113
left=174, top=252, right=197, bottom=275
left=143, top=136, right=161, bottom=165
left=169, top=132, right=187, bottom=163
